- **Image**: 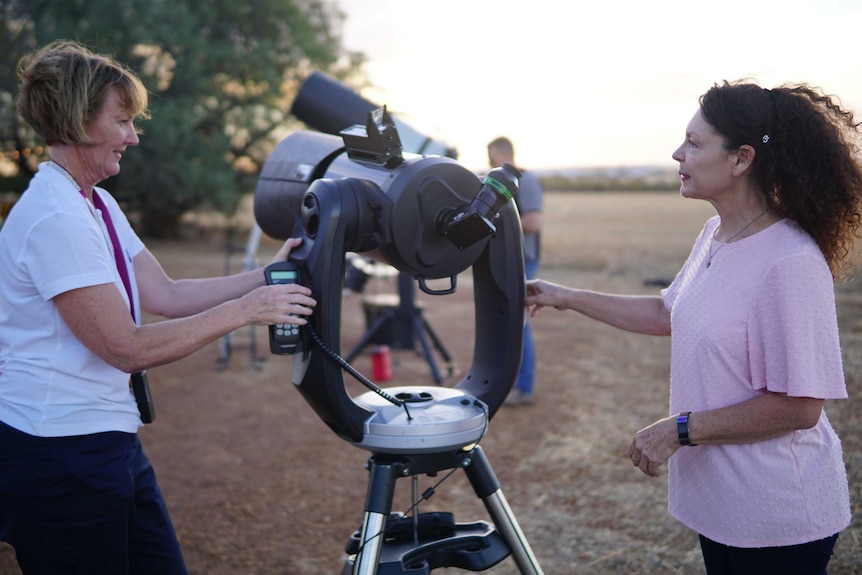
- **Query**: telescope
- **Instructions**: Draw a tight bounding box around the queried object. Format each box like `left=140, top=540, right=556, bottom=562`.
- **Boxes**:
left=255, top=106, right=525, bottom=448
left=253, top=73, right=544, bottom=574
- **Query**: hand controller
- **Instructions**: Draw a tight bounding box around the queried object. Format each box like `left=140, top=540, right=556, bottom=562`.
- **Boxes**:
left=264, top=261, right=303, bottom=355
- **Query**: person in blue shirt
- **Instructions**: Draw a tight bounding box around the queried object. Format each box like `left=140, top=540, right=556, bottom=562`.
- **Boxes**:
left=488, top=136, right=544, bottom=406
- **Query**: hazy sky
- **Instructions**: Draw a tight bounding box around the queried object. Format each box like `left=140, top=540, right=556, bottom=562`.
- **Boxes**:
left=336, top=0, right=862, bottom=172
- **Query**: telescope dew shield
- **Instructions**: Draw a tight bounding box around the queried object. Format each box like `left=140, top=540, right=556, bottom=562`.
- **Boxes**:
left=291, top=70, right=457, bottom=158
left=290, top=71, right=373, bottom=138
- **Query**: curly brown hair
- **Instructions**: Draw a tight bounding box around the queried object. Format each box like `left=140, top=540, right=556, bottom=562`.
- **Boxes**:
left=700, top=80, right=862, bottom=281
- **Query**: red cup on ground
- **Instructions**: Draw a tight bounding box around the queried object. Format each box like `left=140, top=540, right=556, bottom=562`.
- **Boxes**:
left=371, top=346, right=391, bottom=381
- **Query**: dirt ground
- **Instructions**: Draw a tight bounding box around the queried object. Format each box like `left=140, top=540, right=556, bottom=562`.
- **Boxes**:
left=1, top=192, right=860, bottom=574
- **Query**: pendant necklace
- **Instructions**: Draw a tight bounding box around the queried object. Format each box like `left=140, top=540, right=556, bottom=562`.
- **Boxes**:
left=706, top=208, right=768, bottom=268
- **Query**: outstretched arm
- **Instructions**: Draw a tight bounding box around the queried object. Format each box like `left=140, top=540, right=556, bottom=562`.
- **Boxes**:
left=53, top=237, right=315, bottom=373
left=526, top=279, right=671, bottom=336
left=54, top=279, right=314, bottom=373
left=135, top=237, right=302, bottom=318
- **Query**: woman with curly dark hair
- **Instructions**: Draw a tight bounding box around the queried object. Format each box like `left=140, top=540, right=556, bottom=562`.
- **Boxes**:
left=526, top=80, right=862, bottom=574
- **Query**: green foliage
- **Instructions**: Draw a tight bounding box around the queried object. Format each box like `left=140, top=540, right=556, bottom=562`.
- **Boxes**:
left=0, top=0, right=364, bottom=236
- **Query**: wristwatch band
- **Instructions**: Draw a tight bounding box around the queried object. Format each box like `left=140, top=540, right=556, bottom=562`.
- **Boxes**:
left=677, top=411, right=697, bottom=446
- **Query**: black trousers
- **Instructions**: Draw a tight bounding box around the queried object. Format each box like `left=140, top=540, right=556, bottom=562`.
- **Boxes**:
left=0, top=420, right=187, bottom=575
left=700, top=532, right=839, bottom=575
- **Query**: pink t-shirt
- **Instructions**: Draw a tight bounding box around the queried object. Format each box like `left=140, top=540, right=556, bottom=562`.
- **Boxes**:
left=661, top=216, right=850, bottom=548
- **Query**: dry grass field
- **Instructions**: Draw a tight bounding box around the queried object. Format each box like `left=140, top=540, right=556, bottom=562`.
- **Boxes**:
left=1, top=191, right=860, bottom=574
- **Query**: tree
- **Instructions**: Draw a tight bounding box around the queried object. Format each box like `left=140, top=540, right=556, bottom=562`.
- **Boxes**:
left=0, top=0, right=38, bottom=194
left=0, top=0, right=365, bottom=236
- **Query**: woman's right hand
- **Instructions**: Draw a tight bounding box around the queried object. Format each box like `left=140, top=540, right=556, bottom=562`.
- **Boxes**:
left=243, top=283, right=316, bottom=326
left=525, top=279, right=567, bottom=316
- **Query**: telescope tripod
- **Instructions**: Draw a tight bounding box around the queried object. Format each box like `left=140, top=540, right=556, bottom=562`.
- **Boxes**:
left=341, top=445, right=544, bottom=575
left=345, top=273, right=454, bottom=384
left=218, top=224, right=265, bottom=370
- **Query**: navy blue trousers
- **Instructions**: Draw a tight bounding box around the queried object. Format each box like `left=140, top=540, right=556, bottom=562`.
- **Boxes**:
left=514, top=258, right=539, bottom=395
left=0, top=420, right=187, bottom=575
left=700, top=533, right=839, bottom=575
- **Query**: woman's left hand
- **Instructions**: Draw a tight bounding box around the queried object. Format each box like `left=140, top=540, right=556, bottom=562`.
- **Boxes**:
left=627, top=415, right=681, bottom=477
left=271, top=237, right=302, bottom=264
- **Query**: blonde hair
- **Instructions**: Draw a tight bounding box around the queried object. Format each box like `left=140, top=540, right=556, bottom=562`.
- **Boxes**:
left=17, top=40, right=150, bottom=145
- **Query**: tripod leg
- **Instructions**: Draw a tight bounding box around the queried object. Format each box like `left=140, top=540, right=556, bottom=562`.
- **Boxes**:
left=345, top=308, right=396, bottom=362
left=418, top=315, right=455, bottom=377
left=349, top=458, right=399, bottom=575
left=463, top=446, right=545, bottom=575
left=216, top=331, right=231, bottom=371
left=419, top=315, right=454, bottom=364
left=250, top=325, right=265, bottom=371
left=412, top=314, right=443, bottom=383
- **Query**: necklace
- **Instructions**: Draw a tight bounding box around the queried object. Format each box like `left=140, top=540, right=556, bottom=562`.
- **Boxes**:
left=46, top=160, right=98, bottom=217
left=44, top=160, right=112, bottom=253
left=706, top=208, right=768, bottom=268
left=45, top=160, right=80, bottom=189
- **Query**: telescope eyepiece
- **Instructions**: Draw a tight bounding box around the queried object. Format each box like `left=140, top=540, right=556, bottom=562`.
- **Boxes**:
left=438, top=162, right=521, bottom=251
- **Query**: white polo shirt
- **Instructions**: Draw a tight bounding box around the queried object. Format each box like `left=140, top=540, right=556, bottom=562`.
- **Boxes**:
left=0, top=163, right=145, bottom=436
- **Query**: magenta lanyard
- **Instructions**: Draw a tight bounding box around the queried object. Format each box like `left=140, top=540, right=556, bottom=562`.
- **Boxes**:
left=79, top=189, right=136, bottom=323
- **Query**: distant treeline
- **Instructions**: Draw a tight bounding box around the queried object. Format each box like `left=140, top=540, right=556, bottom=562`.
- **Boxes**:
left=538, top=171, right=679, bottom=192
